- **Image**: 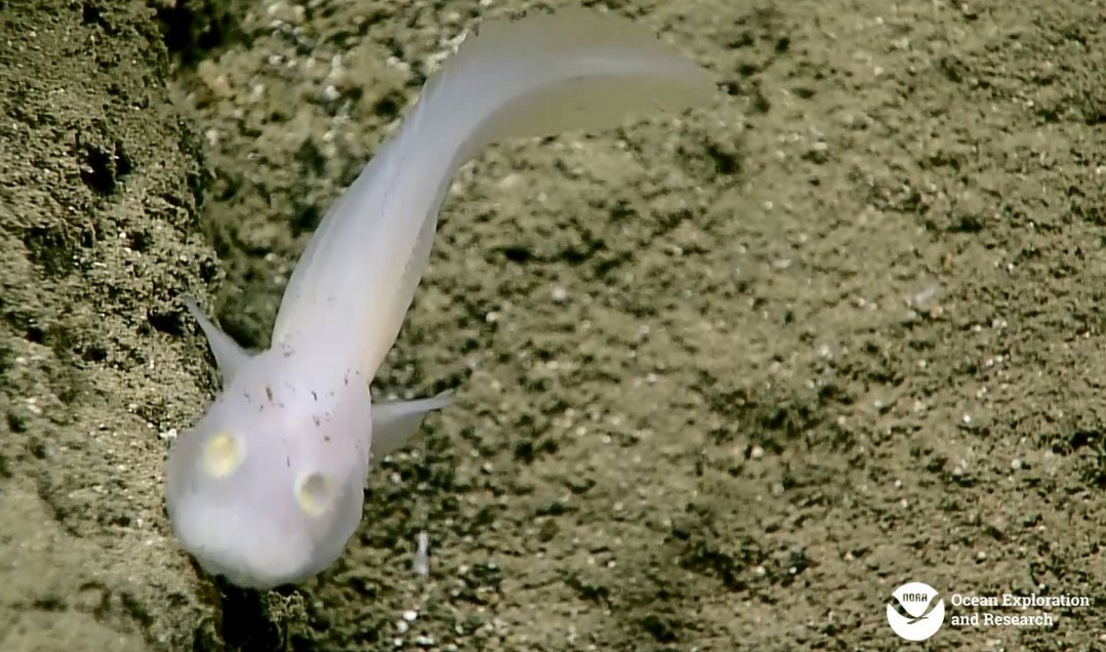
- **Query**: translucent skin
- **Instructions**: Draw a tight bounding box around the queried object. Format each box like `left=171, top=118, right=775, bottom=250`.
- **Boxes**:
left=166, top=345, right=372, bottom=589
left=164, top=7, right=715, bottom=589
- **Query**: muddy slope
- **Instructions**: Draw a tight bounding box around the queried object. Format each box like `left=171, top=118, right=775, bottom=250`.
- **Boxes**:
left=0, top=0, right=223, bottom=649
left=3, top=1, right=1106, bottom=651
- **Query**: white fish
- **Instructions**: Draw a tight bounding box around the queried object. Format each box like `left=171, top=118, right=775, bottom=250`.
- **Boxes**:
left=166, top=7, right=715, bottom=589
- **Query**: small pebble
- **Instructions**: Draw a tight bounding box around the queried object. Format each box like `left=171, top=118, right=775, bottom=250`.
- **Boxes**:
left=413, top=531, right=430, bottom=577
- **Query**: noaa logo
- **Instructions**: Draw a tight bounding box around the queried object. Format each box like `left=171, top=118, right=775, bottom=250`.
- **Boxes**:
left=887, top=581, right=945, bottom=641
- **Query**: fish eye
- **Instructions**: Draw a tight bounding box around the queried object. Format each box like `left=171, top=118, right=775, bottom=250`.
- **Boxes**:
left=295, top=472, right=334, bottom=516
left=202, top=431, right=246, bottom=479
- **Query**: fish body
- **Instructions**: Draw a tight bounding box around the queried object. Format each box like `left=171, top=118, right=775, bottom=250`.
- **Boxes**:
left=166, top=8, right=715, bottom=589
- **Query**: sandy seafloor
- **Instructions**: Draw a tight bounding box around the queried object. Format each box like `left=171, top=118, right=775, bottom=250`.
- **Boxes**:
left=3, top=0, right=1106, bottom=650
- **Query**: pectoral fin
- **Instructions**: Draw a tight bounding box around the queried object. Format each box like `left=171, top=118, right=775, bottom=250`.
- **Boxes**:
left=184, top=296, right=251, bottom=385
left=371, top=391, right=452, bottom=456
